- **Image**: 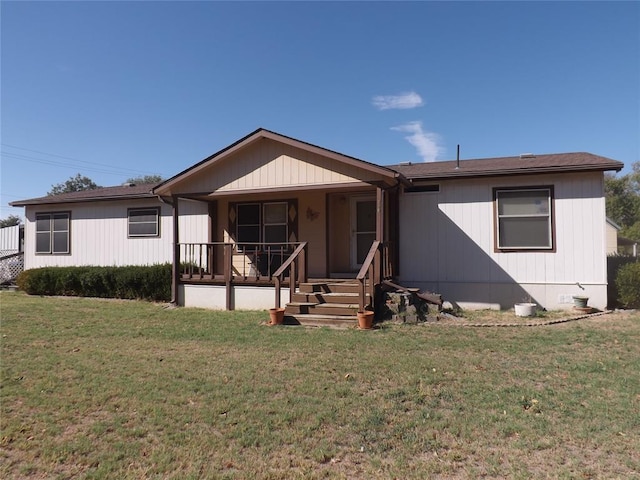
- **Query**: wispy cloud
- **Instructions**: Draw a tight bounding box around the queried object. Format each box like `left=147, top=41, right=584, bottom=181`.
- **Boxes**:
left=391, top=121, right=442, bottom=163
left=372, top=91, right=424, bottom=110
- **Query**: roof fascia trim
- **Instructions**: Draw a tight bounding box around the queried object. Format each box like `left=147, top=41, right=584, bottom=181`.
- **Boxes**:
left=10, top=193, right=158, bottom=207
left=153, top=128, right=401, bottom=195
left=401, top=163, right=624, bottom=182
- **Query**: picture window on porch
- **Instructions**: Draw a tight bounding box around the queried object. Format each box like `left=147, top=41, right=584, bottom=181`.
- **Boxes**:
left=235, top=202, right=290, bottom=248
left=36, top=212, right=70, bottom=254
left=494, top=186, right=554, bottom=251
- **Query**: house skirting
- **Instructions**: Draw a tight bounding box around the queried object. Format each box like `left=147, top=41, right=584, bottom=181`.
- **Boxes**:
left=178, top=284, right=291, bottom=310
left=397, top=281, right=608, bottom=311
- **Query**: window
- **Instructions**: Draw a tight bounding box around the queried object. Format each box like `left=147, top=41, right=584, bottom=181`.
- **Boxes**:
left=231, top=200, right=296, bottom=276
left=128, top=208, right=160, bottom=237
left=494, top=187, right=554, bottom=251
left=36, top=212, right=70, bottom=254
left=263, top=203, right=288, bottom=243
left=235, top=202, right=288, bottom=246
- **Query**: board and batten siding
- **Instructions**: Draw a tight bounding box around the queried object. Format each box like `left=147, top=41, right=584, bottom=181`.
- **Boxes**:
left=23, top=198, right=210, bottom=269
left=173, top=138, right=388, bottom=194
left=398, top=172, right=608, bottom=310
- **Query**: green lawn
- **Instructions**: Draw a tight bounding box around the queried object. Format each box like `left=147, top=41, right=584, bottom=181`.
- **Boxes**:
left=1, top=292, right=638, bottom=479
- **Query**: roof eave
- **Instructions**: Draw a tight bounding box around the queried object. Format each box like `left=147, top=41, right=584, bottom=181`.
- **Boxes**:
left=402, top=163, right=624, bottom=182
left=10, top=192, right=157, bottom=207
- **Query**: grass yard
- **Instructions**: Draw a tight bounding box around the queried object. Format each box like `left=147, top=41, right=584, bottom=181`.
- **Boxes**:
left=1, top=292, right=639, bottom=479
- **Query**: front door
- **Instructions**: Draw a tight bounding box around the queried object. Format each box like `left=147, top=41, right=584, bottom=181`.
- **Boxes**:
left=350, top=196, right=376, bottom=270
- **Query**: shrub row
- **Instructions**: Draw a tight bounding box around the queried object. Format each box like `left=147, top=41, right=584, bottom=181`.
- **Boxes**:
left=615, top=260, right=640, bottom=308
left=16, top=264, right=172, bottom=302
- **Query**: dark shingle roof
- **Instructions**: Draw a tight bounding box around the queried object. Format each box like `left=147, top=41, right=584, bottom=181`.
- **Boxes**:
left=9, top=152, right=624, bottom=207
left=389, top=152, right=623, bottom=180
left=10, top=183, right=157, bottom=207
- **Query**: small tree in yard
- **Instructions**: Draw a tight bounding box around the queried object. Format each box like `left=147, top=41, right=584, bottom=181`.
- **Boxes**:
left=615, top=261, right=640, bottom=308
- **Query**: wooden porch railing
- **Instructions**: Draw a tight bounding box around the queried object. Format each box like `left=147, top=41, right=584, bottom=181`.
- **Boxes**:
left=178, top=242, right=306, bottom=310
left=356, top=241, right=394, bottom=312
left=273, top=242, right=308, bottom=308
left=179, top=242, right=301, bottom=280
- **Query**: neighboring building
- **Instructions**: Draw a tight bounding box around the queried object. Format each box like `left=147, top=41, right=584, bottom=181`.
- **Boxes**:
left=617, top=235, right=639, bottom=257
left=0, top=224, right=24, bottom=284
left=606, top=217, right=638, bottom=257
left=0, top=224, right=23, bottom=255
left=11, top=128, right=623, bottom=312
left=606, top=218, right=621, bottom=255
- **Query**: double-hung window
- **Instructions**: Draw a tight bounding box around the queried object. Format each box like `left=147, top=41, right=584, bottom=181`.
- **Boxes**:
left=36, top=212, right=70, bottom=254
left=262, top=203, right=288, bottom=243
left=494, top=187, right=554, bottom=251
left=128, top=208, right=160, bottom=237
left=232, top=201, right=294, bottom=275
left=235, top=202, right=288, bottom=247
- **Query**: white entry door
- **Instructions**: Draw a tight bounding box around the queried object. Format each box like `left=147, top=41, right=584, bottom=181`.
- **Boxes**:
left=350, top=196, right=377, bottom=270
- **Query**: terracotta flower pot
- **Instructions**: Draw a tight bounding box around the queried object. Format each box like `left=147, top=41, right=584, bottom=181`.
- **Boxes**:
left=357, top=310, right=374, bottom=330
left=269, top=307, right=285, bottom=325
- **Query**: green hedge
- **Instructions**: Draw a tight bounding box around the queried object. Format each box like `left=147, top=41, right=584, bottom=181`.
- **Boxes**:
left=615, top=260, right=640, bottom=308
left=16, top=264, right=172, bottom=302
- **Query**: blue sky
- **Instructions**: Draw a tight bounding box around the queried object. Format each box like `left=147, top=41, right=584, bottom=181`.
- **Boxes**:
left=2, top=1, right=639, bottom=218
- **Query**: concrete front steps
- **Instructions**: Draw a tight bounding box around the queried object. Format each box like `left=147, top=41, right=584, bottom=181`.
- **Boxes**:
left=283, top=281, right=371, bottom=328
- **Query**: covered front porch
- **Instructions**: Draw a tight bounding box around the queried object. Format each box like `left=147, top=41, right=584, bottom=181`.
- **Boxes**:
left=153, top=129, right=405, bottom=319
left=173, top=188, right=396, bottom=316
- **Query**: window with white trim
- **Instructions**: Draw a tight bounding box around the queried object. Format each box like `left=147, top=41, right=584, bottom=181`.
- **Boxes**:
left=494, top=187, right=553, bottom=250
left=36, top=212, right=70, bottom=254
left=128, top=208, right=160, bottom=237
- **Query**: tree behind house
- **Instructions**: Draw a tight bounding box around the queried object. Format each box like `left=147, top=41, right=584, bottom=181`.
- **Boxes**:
left=605, top=161, right=640, bottom=241
left=48, top=174, right=100, bottom=196
left=125, top=175, right=164, bottom=185
left=0, top=215, right=21, bottom=228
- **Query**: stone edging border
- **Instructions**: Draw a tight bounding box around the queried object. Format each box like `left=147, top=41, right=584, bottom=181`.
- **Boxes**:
left=425, top=309, right=614, bottom=327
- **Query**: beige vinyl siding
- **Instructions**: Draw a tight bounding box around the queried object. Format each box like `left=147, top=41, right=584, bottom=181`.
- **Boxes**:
left=23, top=199, right=209, bottom=269
left=398, top=172, right=608, bottom=309
left=177, top=199, right=210, bottom=244
left=172, top=139, right=389, bottom=195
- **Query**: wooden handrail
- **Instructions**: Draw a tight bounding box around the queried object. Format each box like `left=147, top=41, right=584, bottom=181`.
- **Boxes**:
left=356, top=240, right=381, bottom=281
left=272, top=242, right=306, bottom=278
left=356, top=241, right=381, bottom=311
left=273, top=242, right=308, bottom=308
left=356, top=241, right=396, bottom=312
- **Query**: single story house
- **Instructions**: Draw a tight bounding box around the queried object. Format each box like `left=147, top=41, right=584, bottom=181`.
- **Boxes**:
left=11, top=128, right=623, bottom=316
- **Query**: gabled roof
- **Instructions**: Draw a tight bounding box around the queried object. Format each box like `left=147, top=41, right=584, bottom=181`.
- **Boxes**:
left=10, top=183, right=158, bottom=207
left=390, top=152, right=623, bottom=181
left=153, top=128, right=404, bottom=196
